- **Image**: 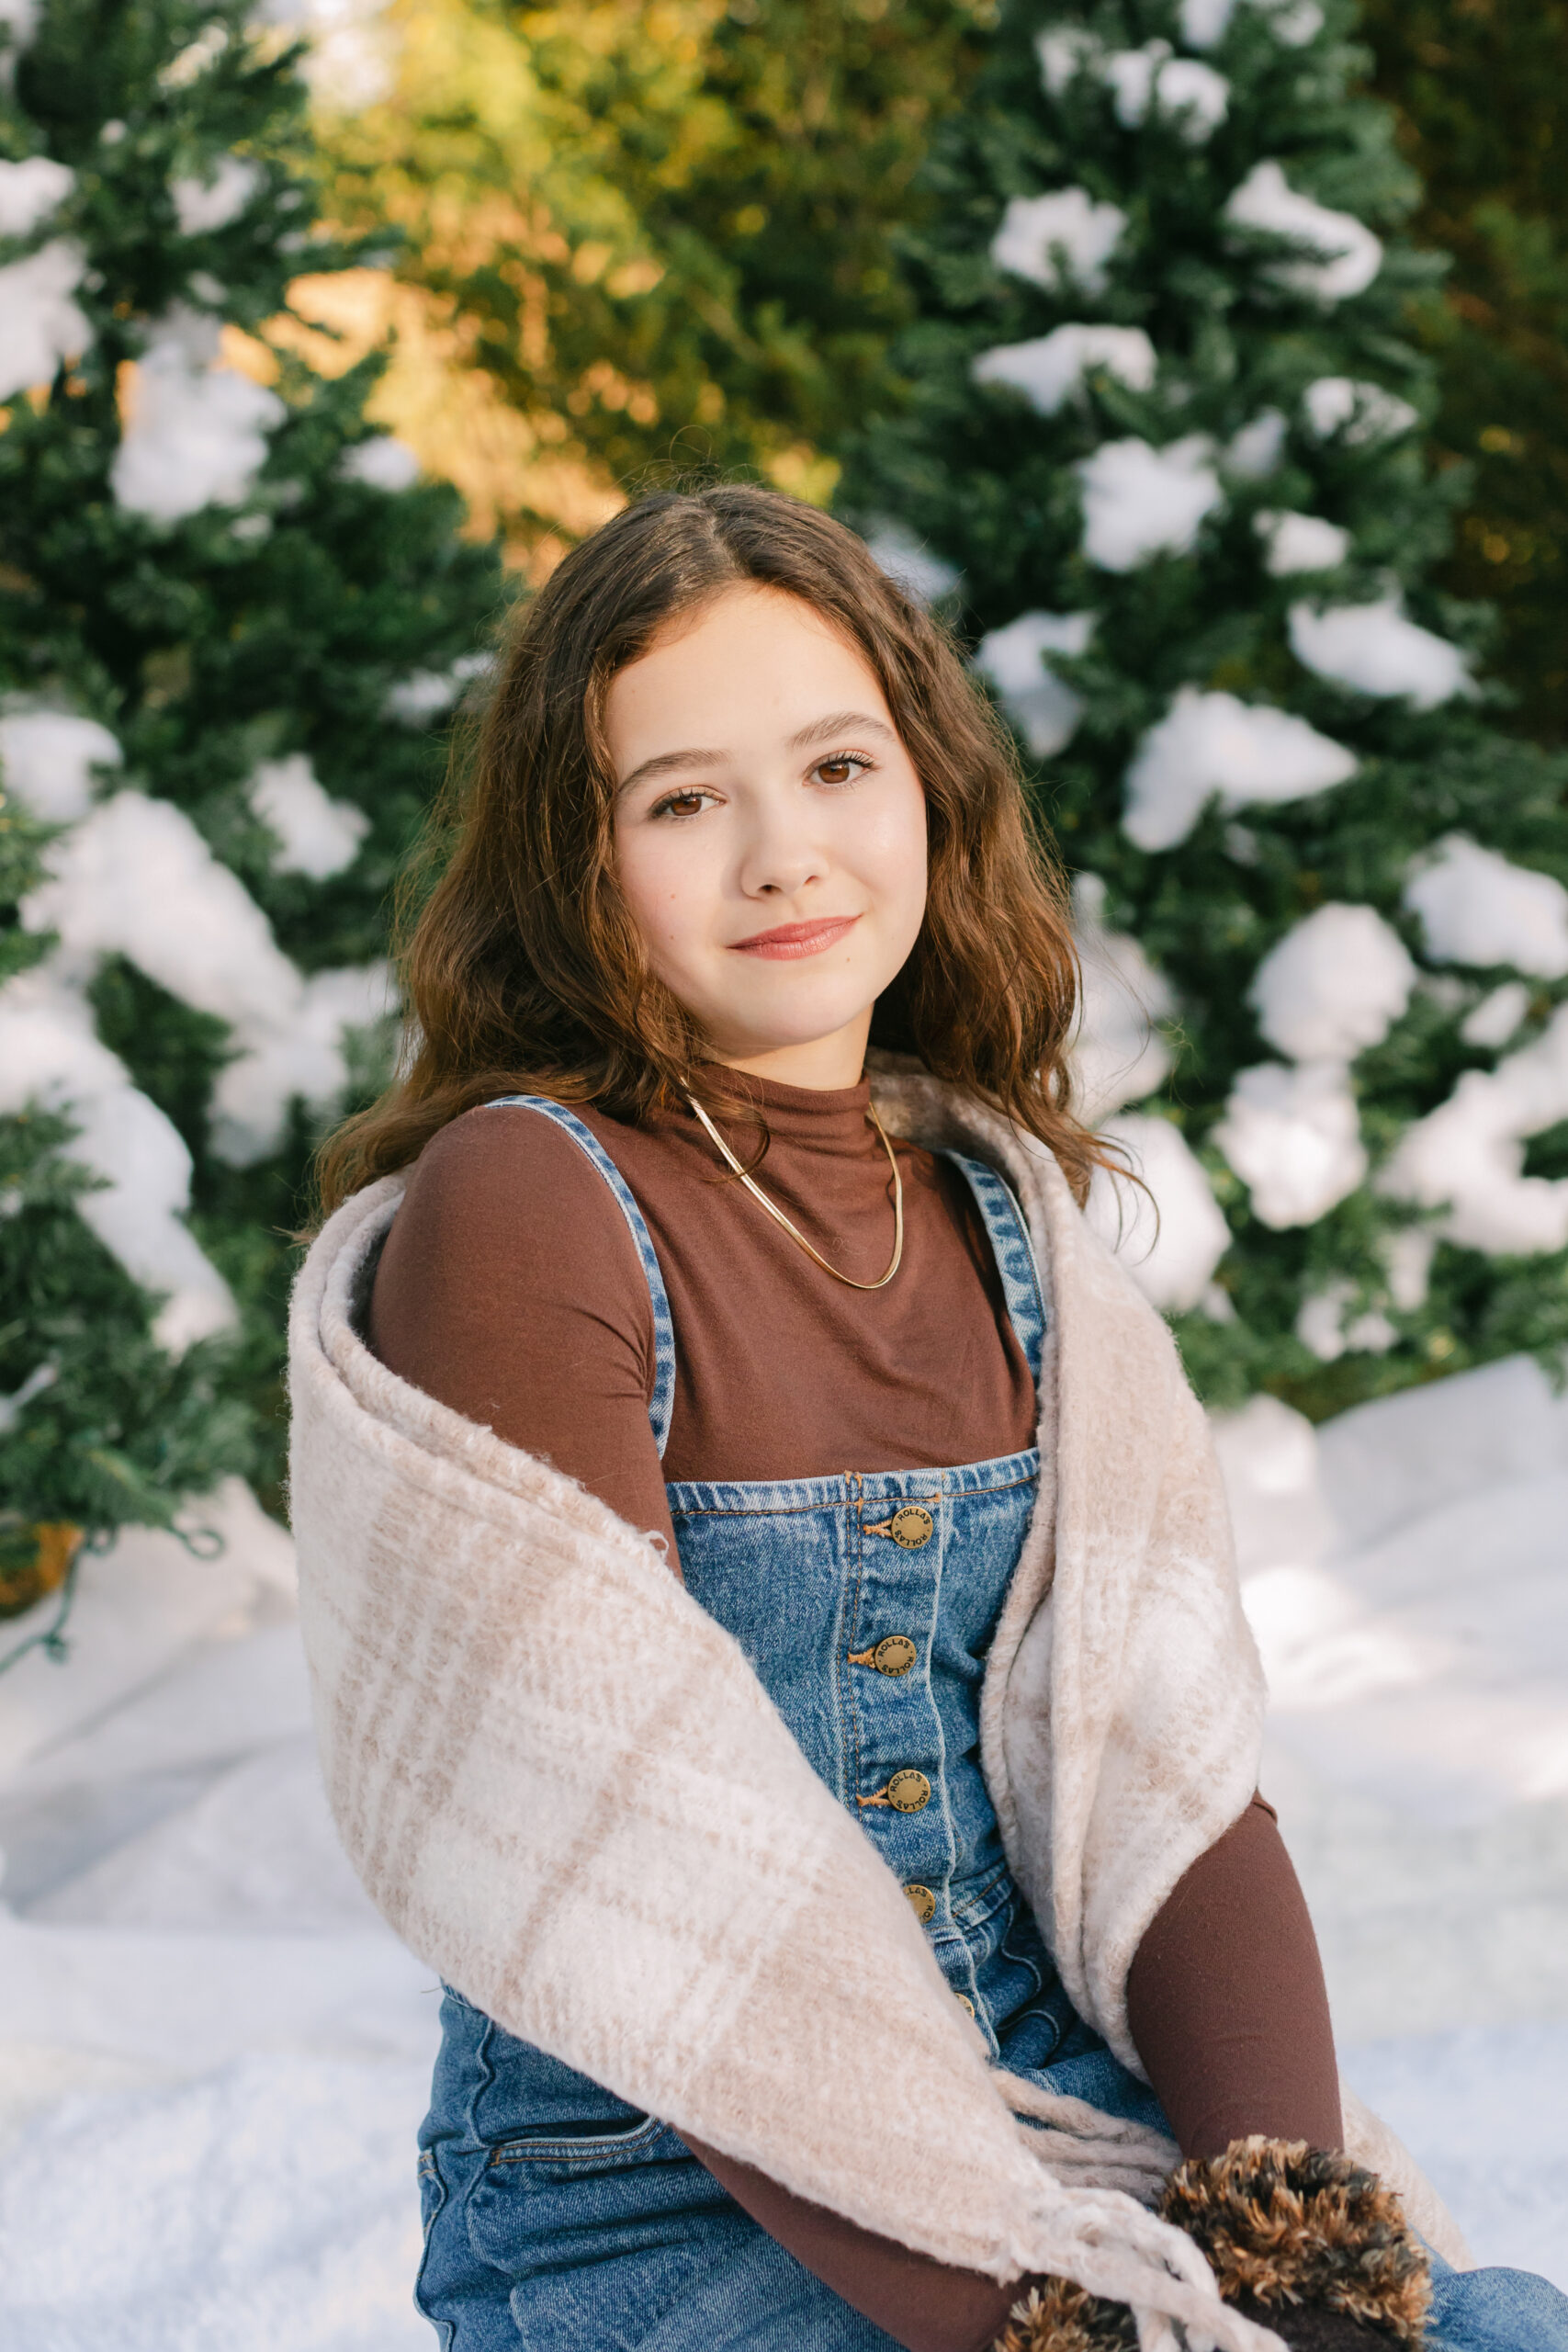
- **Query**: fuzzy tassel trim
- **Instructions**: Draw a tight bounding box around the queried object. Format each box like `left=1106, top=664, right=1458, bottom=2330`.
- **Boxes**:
left=988, top=2277, right=1140, bottom=2352
left=1156, top=2137, right=1432, bottom=2346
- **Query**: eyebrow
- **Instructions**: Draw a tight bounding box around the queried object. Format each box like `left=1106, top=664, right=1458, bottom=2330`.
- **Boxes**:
left=615, top=710, right=896, bottom=797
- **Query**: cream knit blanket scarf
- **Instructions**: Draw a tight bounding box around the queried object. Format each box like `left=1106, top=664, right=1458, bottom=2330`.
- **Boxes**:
left=288, top=1061, right=1467, bottom=2347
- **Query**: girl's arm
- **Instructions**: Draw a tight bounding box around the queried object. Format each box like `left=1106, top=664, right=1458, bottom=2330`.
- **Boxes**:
left=367, top=1109, right=1344, bottom=2352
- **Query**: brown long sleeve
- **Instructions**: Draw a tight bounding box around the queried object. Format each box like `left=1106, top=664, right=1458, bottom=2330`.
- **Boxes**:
left=367, top=1078, right=1342, bottom=2352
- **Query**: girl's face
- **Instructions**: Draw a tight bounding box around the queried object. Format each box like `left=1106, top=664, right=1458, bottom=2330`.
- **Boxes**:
left=608, top=585, right=929, bottom=1089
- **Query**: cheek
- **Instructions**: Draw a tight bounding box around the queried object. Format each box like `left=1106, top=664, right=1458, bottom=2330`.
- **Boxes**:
left=614, top=829, right=711, bottom=967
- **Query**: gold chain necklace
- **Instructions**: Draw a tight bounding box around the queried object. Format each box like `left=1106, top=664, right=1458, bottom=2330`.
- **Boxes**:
left=684, top=1090, right=905, bottom=1292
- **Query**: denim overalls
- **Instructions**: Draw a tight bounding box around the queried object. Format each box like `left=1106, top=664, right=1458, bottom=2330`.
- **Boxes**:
left=412, top=1103, right=1567, bottom=2352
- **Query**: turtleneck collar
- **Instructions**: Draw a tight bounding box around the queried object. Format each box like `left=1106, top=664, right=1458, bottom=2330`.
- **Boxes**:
left=688, top=1059, right=876, bottom=1155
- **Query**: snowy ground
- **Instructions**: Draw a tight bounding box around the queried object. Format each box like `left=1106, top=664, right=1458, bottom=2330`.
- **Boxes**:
left=0, top=1357, right=1563, bottom=2345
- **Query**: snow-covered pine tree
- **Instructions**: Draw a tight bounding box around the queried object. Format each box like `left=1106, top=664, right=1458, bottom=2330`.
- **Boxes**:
left=0, top=0, right=502, bottom=1594
left=844, top=0, right=1568, bottom=1418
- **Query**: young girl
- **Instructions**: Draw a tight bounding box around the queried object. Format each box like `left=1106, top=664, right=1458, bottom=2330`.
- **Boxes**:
left=299, top=487, right=1565, bottom=2352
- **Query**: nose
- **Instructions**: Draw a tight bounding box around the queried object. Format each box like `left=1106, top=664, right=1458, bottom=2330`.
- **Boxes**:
left=736, top=801, right=827, bottom=900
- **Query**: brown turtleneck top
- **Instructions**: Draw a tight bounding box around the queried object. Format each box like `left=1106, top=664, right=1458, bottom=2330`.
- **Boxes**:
left=368, top=1068, right=1341, bottom=2352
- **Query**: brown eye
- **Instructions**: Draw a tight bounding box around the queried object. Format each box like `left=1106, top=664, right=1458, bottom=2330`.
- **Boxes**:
left=815, top=754, right=867, bottom=787
left=655, top=791, right=707, bottom=819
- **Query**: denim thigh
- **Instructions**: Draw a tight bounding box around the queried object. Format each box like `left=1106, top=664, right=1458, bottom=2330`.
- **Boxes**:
left=415, top=1989, right=902, bottom=2351
left=1427, top=2249, right=1568, bottom=2352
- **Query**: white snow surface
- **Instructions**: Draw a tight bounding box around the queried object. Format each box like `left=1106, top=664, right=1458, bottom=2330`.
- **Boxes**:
left=0, top=236, right=91, bottom=400
left=1404, top=834, right=1568, bottom=979
left=1, top=1367, right=1562, bottom=2347
left=248, top=752, right=370, bottom=880
left=1214, top=1057, right=1367, bottom=1227
left=0, top=154, right=73, bottom=236
left=1077, top=434, right=1223, bottom=571
left=1256, top=508, right=1350, bottom=574
left=1289, top=594, right=1472, bottom=708
left=111, top=305, right=284, bottom=523
left=0, top=709, right=121, bottom=823
left=972, top=322, right=1156, bottom=415
left=1249, top=902, right=1416, bottom=1062
left=989, top=187, right=1128, bottom=294
left=1224, top=161, right=1382, bottom=301
left=1122, top=684, right=1358, bottom=851
left=974, top=609, right=1095, bottom=757
left=170, top=156, right=262, bottom=237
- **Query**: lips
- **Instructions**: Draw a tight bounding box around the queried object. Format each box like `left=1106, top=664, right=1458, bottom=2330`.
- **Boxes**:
left=728, top=915, right=862, bottom=959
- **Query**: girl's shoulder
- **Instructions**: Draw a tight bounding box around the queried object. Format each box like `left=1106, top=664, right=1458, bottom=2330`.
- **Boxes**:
left=379, top=1098, right=656, bottom=1346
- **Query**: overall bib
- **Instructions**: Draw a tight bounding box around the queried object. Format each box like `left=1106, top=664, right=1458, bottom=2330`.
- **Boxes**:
left=412, top=1102, right=1564, bottom=2352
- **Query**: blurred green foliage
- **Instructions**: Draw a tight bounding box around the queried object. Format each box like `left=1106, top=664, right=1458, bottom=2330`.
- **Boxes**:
left=1361, top=0, right=1568, bottom=745
left=319, top=0, right=991, bottom=561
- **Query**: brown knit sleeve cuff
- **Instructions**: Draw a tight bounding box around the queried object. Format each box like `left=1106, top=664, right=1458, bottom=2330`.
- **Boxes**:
left=987, top=2138, right=1432, bottom=2352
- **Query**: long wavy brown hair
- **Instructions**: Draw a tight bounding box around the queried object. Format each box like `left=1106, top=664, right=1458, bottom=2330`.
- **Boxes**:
left=317, top=483, right=1111, bottom=1213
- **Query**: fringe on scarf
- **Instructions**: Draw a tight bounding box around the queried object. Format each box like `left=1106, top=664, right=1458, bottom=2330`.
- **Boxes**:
left=988, top=2140, right=1432, bottom=2352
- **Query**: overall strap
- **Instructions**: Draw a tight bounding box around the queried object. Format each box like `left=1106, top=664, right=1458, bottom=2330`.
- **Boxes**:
left=482, top=1096, right=677, bottom=1458
left=941, top=1151, right=1048, bottom=1387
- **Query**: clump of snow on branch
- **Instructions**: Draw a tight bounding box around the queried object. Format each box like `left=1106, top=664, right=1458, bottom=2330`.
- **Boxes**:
left=1071, top=874, right=1175, bottom=1122
left=384, top=650, right=491, bottom=724
left=974, top=610, right=1094, bottom=756
left=1404, top=835, right=1568, bottom=978
left=171, top=156, right=262, bottom=236
left=1296, top=1281, right=1397, bottom=1363
left=972, top=322, right=1155, bottom=416
left=0, top=709, right=120, bottom=821
left=0, top=154, right=73, bottom=235
left=1303, top=376, right=1418, bottom=445
left=1224, top=162, right=1382, bottom=302
left=248, top=754, right=370, bottom=880
left=1086, top=1114, right=1231, bottom=1310
left=1381, top=1004, right=1568, bottom=1255
left=1461, top=982, right=1530, bottom=1050
left=252, top=0, right=399, bottom=110
left=338, top=435, right=421, bottom=492
left=1215, top=1059, right=1366, bottom=1227
left=1224, top=409, right=1288, bottom=479
left=19, top=790, right=389, bottom=1164
left=1180, top=0, right=1323, bottom=47
left=1077, top=435, right=1223, bottom=570
left=989, top=188, right=1127, bottom=294
left=0, top=238, right=91, bottom=400
left=1289, top=594, right=1472, bottom=708
left=1122, top=686, right=1358, bottom=851
left=0, top=968, right=236, bottom=1352
left=111, top=307, right=284, bottom=523
left=1250, top=904, right=1416, bottom=1061
left=864, top=522, right=960, bottom=605
left=1102, top=42, right=1229, bottom=140
left=1256, top=510, right=1350, bottom=574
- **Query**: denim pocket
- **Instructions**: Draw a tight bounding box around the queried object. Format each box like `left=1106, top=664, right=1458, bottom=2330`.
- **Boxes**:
left=485, top=2110, right=674, bottom=2169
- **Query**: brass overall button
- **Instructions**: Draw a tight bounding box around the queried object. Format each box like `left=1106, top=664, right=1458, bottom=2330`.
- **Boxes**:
left=954, top=1992, right=976, bottom=2018
left=886, top=1769, right=931, bottom=1813
left=904, top=1883, right=936, bottom=1923
left=888, top=1504, right=933, bottom=1550
left=873, top=1634, right=918, bottom=1678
